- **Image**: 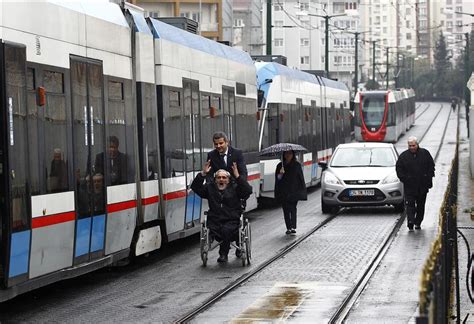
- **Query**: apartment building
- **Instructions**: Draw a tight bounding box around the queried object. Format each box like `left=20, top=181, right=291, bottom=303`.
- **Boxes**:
left=268, top=0, right=360, bottom=88
left=130, top=0, right=222, bottom=40
left=442, top=0, right=474, bottom=62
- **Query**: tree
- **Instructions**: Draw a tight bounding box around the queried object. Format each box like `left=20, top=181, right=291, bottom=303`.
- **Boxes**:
left=433, top=31, right=450, bottom=97
left=365, top=79, right=381, bottom=90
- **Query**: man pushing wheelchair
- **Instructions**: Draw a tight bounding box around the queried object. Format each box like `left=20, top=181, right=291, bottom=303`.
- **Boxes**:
left=191, top=160, right=252, bottom=263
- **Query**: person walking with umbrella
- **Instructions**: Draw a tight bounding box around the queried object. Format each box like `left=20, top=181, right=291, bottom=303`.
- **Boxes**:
left=274, top=150, right=307, bottom=234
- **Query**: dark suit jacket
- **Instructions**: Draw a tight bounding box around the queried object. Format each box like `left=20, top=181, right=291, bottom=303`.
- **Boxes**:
left=206, top=146, right=247, bottom=181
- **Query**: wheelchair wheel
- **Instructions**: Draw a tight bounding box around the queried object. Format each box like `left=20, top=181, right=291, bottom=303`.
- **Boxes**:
left=245, top=221, right=252, bottom=265
left=239, top=224, right=247, bottom=267
left=200, top=225, right=209, bottom=267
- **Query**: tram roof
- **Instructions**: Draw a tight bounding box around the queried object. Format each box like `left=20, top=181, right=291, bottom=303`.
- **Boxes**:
left=147, top=18, right=254, bottom=66
left=255, top=62, right=348, bottom=91
left=50, top=0, right=129, bottom=27
left=255, top=62, right=318, bottom=85
left=127, top=8, right=153, bottom=35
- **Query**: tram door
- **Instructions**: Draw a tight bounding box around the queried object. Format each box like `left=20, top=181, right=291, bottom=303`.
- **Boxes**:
left=70, top=58, right=106, bottom=264
left=183, top=80, right=201, bottom=227
left=0, top=43, right=30, bottom=287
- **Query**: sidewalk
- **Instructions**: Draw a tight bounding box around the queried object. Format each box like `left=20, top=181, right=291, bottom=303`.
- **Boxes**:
left=452, top=108, right=474, bottom=323
left=346, top=103, right=459, bottom=323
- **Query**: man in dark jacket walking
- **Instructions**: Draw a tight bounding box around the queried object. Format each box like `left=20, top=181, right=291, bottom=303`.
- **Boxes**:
left=191, top=161, right=252, bottom=263
left=396, top=136, right=435, bottom=231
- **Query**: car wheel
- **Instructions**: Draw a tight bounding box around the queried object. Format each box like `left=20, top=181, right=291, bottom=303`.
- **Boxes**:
left=393, top=203, right=404, bottom=213
left=321, top=197, right=332, bottom=214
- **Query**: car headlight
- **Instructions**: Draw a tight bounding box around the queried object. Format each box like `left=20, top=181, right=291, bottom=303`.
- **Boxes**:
left=324, top=172, right=342, bottom=185
left=381, top=172, right=400, bottom=184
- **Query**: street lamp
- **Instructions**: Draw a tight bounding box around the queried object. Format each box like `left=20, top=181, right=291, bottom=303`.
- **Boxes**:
left=307, top=13, right=346, bottom=77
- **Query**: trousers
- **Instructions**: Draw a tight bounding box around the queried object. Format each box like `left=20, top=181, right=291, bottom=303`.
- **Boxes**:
left=210, top=221, right=239, bottom=256
left=282, top=200, right=298, bottom=230
left=405, top=191, right=428, bottom=226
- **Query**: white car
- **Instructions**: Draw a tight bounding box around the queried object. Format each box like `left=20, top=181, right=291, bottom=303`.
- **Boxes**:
left=319, top=142, right=404, bottom=213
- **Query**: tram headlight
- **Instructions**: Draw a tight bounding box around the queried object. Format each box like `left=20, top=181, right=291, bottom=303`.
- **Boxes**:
left=381, top=172, right=400, bottom=184
left=324, top=172, right=341, bottom=185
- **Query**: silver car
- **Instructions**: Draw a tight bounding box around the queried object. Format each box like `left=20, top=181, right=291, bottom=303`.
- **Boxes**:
left=319, top=142, right=404, bottom=213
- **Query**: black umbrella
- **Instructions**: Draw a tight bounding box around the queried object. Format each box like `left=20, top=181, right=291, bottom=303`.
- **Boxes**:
left=259, top=143, right=308, bottom=156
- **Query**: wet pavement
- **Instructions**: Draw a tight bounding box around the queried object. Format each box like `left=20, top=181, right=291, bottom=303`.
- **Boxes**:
left=1, top=102, right=471, bottom=323
left=346, top=103, right=459, bottom=323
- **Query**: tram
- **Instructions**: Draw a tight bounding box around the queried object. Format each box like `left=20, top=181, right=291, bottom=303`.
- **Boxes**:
left=255, top=62, right=351, bottom=197
left=0, top=0, right=353, bottom=301
left=353, top=89, right=415, bottom=142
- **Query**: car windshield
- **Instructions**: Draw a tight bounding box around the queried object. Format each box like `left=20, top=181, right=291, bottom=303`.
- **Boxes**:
left=330, top=147, right=395, bottom=167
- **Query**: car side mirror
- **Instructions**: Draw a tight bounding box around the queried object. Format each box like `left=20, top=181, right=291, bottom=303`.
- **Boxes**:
left=318, top=161, right=328, bottom=170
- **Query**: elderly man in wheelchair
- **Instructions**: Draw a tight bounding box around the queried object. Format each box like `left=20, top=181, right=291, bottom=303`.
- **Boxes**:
left=191, top=160, right=252, bottom=265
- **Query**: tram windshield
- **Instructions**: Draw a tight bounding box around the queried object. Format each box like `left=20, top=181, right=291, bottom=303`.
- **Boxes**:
left=331, top=147, right=396, bottom=167
left=361, top=95, right=385, bottom=129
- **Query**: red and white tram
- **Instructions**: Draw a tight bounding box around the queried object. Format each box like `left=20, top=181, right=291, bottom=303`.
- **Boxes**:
left=354, top=89, right=415, bottom=143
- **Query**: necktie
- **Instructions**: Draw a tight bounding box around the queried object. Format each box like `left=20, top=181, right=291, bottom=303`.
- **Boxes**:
left=220, top=154, right=226, bottom=166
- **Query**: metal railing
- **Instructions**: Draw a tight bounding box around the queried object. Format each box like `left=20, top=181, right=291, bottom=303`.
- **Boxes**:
left=417, top=126, right=461, bottom=323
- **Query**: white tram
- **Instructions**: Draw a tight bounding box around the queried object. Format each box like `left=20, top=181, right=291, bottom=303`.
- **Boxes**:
left=255, top=62, right=351, bottom=198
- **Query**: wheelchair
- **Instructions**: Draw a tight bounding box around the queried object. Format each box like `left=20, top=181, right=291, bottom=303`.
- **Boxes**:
left=200, top=210, right=252, bottom=267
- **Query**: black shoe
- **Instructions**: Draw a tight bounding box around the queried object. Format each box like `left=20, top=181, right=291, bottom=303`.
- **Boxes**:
left=286, top=230, right=292, bottom=235
left=291, top=229, right=296, bottom=234
left=415, top=225, right=421, bottom=230
left=235, top=248, right=242, bottom=258
left=408, top=223, right=414, bottom=231
left=217, top=254, right=228, bottom=263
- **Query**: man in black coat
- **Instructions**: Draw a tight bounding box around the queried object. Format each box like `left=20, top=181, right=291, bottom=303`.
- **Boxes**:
left=396, top=136, right=435, bottom=231
left=95, top=135, right=128, bottom=186
left=191, top=161, right=252, bottom=263
left=206, top=131, right=247, bottom=182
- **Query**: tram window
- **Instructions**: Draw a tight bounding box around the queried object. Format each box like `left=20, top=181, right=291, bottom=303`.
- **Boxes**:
left=108, top=81, right=123, bottom=100
left=43, top=70, right=64, bottom=94
left=43, top=89, right=68, bottom=194
left=27, top=68, right=35, bottom=90
left=163, top=90, right=184, bottom=178
left=106, top=79, right=134, bottom=185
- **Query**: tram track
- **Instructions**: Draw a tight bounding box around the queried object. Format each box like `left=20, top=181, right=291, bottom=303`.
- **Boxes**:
left=415, top=103, right=430, bottom=121
left=175, top=103, right=452, bottom=324
left=332, top=103, right=452, bottom=323
left=174, top=212, right=340, bottom=323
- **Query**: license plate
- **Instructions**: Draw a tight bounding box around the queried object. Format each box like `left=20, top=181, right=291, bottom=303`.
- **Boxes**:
left=349, top=189, right=375, bottom=196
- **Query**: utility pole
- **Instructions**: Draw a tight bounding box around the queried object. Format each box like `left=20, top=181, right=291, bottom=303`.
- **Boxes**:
left=395, top=50, right=401, bottom=88
left=386, top=47, right=389, bottom=88
left=349, top=31, right=370, bottom=97
left=309, top=13, right=346, bottom=77
left=354, top=32, right=359, bottom=95
left=372, top=40, right=377, bottom=83
left=266, top=0, right=272, bottom=55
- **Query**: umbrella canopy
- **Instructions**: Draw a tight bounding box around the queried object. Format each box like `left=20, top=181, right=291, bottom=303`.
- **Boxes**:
left=259, top=143, right=308, bottom=156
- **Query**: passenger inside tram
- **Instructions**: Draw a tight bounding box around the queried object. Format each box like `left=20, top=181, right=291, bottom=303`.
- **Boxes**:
left=95, top=136, right=128, bottom=186
left=48, top=148, right=68, bottom=193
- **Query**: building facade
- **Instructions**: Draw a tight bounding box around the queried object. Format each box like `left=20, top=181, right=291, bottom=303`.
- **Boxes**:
left=131, top=0, right=223, bottom=40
